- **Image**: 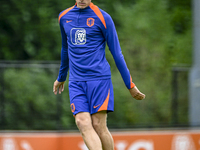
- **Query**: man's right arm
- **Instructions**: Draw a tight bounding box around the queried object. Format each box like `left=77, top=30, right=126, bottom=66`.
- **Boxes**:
left=57, top=22, right=69, bottom=82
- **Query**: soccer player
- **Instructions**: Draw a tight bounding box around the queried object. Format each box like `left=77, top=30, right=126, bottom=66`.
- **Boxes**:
left=53, top=0, right=145, bottom=150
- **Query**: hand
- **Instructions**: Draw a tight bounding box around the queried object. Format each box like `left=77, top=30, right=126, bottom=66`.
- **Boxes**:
left=129, top=86, right=145, bottom=100
left=53, top=80, right=65, bottom=95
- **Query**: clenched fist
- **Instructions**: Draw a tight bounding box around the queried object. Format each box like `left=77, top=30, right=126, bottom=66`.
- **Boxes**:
left=129, top=86, right=145, bottom=100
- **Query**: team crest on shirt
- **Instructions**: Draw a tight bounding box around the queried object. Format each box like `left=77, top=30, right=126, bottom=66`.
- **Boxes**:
left=70, top=28, right=86, bottom=45
left=87, top=18, right=95, bottom=27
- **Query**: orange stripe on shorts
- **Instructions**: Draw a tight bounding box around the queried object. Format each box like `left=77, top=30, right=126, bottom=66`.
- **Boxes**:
left=98, top=89, right=110, bottom=112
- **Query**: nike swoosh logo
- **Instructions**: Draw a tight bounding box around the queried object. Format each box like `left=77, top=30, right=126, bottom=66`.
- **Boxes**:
left=93, top=104, right=100, bottom=108
left=66, top=20, right=72, bottom=23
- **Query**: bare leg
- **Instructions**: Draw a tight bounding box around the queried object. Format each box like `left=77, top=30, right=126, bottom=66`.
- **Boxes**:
left=92, top=111, right=114, bottom=150
left=75, top=112, right=102, bottom=150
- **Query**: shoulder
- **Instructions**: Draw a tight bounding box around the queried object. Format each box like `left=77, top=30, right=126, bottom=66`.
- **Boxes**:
left=89, top=3, right=113, bottom=29
left=58, top=5, right=75, bottom=23
left=91, top=4, right=112, bottom=19
left=95, top=5, right=114, bottom=25
left=98, top=8, right=115, bottom=29
left=99, top=8, right=111, bottom=19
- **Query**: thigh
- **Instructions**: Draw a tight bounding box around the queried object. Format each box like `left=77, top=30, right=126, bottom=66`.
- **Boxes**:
left=69, top=81, right=89, bottom=115
left=87, top=79, right=114, bottom=114
left=91, top=111, right=107, bottom=128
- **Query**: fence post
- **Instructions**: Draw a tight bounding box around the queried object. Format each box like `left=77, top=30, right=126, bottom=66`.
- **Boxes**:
left=0, top=67, right=5, bottom=129
left=189, top=0, right=200, bottom=127
left=171, top=69, right=178, bottom=125
left=56, top=94, right=63, bottom=130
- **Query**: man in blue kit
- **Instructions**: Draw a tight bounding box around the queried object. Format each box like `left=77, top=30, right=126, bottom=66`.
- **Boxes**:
left=53, top=0, right=145, bottom=149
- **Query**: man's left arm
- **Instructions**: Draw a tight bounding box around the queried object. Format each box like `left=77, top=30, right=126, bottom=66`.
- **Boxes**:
left=103, top=14, right=145, bottom=100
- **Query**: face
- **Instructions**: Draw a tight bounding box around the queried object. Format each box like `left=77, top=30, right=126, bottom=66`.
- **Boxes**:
left=76, top=0, right=91, bottom=9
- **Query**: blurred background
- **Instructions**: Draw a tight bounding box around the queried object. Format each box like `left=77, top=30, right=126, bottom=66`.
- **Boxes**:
left=0, top=0, right=193, bottom=131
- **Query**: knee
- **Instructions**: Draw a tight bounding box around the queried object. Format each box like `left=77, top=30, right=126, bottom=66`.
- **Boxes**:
left=75, top=115, right=92, bottom=133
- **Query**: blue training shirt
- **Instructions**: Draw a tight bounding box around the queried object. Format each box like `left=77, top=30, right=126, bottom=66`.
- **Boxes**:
left=57, top=2, right=135, bottom=89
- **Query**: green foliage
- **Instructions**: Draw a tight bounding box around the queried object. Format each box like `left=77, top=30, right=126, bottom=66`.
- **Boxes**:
left=0, top=0, right=192, bottom=129
left=107, top=0, right=191, bottom=127
left=0, top=0, right=74, bottom=60
left=2, top=68, right=75, bottom=130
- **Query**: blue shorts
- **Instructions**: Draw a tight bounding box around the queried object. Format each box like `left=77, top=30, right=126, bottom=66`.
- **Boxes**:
left=68, top=79, right=114, bottom=115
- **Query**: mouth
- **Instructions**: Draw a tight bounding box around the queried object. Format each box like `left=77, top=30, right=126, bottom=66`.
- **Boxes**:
left=79, top=3, right=85, bottom=5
